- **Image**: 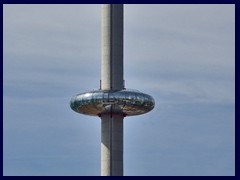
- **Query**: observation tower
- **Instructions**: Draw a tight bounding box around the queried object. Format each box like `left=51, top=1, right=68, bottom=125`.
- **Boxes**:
left=70, top=4, right=155, bottom=176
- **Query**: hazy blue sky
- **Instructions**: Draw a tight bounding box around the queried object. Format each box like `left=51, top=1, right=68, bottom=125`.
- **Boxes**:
left=3, top=4, right=235, bottom=176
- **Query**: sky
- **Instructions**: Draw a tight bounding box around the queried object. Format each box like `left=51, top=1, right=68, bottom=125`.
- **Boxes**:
left=3, top=4, right=235, bottom=176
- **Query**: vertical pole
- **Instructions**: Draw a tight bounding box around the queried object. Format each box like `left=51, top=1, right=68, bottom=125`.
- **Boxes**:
left=101, top=4, right=124, bottom=91
left=101, top=4, right=124, bottom=176
left=101, top=114, right=123, bottom=176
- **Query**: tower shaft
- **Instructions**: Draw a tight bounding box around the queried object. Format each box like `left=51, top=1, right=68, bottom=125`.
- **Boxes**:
left=101, top=4, right=124, bottom=90
left=101, top=114, right=123, bottom=176
left=101, top=4, right=124, bottom=176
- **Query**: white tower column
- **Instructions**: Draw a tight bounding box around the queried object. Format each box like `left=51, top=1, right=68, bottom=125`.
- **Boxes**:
left=101, top=114, right=123, bottom=176
left=101, top=4, right=124, bottom=176
left=101, top=4, right=124, bottom=90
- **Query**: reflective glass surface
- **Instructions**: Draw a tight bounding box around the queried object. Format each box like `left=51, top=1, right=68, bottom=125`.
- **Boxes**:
left=70, top=89, right=155, bottom=116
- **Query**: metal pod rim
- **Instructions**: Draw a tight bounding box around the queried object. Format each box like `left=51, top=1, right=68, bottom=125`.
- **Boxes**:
left=70, top=89, right=155, bottom=117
